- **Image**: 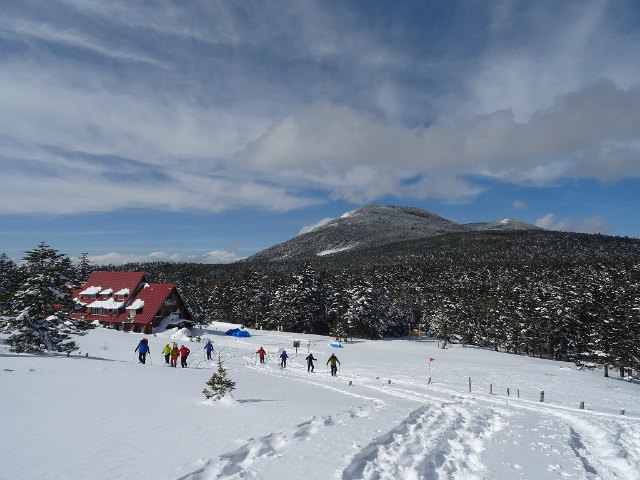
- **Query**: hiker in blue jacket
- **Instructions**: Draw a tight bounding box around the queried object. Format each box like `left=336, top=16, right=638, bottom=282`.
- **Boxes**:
left=204, top=340, right=214, bottom=360
left=135, top=338, right=150, bottom=364
left=280, top=350, right=289, bottom=368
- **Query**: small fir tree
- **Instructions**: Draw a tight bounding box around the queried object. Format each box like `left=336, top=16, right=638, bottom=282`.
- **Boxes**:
left=203, top=354, right=236, bottom=400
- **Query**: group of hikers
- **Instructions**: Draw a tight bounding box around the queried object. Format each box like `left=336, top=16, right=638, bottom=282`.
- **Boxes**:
left=159, top=342, right=191, bottom=367
left=136, top=339, right=215, bottom=367
left=257, top=347, right=341, bottom=376
left=138, top=338, right=341, bottom=375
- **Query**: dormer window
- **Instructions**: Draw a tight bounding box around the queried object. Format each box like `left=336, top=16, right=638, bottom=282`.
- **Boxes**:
left=115, top=288, right=129, bottom=301
left=99, top=288, right=113, bottom=300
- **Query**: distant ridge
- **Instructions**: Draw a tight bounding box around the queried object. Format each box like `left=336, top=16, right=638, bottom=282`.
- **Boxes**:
left=245, top=205, right=542, bottom=262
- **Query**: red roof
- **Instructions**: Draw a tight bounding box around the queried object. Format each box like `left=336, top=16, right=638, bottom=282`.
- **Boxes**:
left=130, top=283, right=175, bottom=325
left=81, top=271, right=146, bottom=295
left=72, top=271, right=187, bottom=328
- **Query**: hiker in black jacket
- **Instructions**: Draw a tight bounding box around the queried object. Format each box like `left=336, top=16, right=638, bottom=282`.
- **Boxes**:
left=306, top=353, right=317, bottom=372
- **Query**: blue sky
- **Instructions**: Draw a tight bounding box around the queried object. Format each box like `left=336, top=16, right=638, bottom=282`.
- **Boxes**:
left=1, top=0, right=640, bottom=264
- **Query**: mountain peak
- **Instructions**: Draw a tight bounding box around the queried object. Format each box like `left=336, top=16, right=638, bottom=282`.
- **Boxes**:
left=246, top=205, right=541, bottom=262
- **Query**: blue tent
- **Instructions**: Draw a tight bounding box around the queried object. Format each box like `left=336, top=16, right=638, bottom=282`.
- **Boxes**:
left=225, top=328, right=240, bottom=336
left=234, top=330, right=251, bottom=338
left=330, top=343, right=342, bottom=348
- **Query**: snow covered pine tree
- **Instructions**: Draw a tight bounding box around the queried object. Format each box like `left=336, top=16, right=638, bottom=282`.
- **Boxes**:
left=203, top=353, right=236, bottom=400
left=2, top=242, right=93, bottom=354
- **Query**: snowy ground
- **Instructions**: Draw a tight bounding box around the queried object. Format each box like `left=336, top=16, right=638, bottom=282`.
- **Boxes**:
left=2, top=322, right=639, bottom=480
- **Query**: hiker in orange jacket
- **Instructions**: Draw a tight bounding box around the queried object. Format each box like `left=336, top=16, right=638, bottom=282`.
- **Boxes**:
left=170, top=343, right=179, bottom=367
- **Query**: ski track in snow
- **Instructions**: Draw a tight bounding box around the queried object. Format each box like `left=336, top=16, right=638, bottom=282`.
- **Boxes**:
left=175, top=346, right=640, bottom=480
left=177, top=406, right=369, bottom=480
left=341, top=403, right=497, bottom=480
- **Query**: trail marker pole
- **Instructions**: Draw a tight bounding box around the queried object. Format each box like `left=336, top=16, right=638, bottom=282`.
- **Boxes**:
left=580, top=402, right=584, bottom=409
left=490, top=384, right=493, bottom=395
left=468, top=377, right=472, bottom=393
left=539, top=391, right=545, bottom=402
left=621, top=409, right=625, bottom=415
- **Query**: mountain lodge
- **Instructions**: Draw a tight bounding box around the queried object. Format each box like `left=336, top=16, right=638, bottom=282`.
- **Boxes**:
left=72, top=271, right=192, bottom=334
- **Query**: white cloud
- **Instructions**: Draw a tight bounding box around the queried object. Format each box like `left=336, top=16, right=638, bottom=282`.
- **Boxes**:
left=535, top=213, right=609, bottom=234
left=298, top=217, right=334, bottom=235
left=1, top=1, right=640, bottom=217
left=535, top=213, right=571, bottom=232
left=87, top=249, right=243, bottom=266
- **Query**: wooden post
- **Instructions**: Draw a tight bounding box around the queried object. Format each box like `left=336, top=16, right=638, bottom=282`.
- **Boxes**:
left=621, top=409, right=625, bottom=415
left=580, top=401, right=584, bottom=409
left=539, top=391, right=544, bottom=402
left=428, top=376, right=431, bottom=384
left=489, top=383, right=493, bottom=395
left=388, top=379, right=391, bottom=385
left=507, top=388, right=510, bottom=397
left=517, top=389, right=520, bottom=398
left=468, top=377, right=472, bottom=393
left=349, top=380, right=352, bottom=386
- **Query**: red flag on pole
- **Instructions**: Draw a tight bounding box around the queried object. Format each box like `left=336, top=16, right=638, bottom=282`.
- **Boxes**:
left=429, top=357, right=435, bottom=362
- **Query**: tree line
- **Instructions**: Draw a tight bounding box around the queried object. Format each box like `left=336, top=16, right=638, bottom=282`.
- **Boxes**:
left=1, top=233, right=639, bottom=378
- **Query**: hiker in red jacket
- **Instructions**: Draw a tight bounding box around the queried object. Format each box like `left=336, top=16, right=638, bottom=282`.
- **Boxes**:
left=256, top=347, right=266, bottom=363
left=179, top=345, right=191, bottom=368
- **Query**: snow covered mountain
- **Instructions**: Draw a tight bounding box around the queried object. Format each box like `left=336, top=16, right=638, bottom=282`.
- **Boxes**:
left=464, top=218, right=544, bottom=231
left=246, top=205, right=542, bottom=262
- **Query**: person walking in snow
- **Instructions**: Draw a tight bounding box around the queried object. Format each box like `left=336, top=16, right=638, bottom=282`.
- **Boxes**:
left=179, top=345, right=191, bottom=368
left=326, top=353, right=340, bottom=376
left=306, top=353, right=317, bottom=372
left=162, top=343, right=171, bottom=364
left=280, top=349, right=289, bottom=368
left=135, top=338, right=150, bottom=364
left=170, top=343, right=179, bottom=367
left=204, top=340, right=214, bottom=360
left=256, top=347, right=266, bottom=363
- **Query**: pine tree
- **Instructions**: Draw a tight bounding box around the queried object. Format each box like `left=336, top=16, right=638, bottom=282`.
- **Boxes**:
left=75, top=252, right=93, bottom=283
left=0, top=253, right=21, bottom=315
left=203, top=354, right=236, bottom=400
left=3, top=242, right=93, bottom=354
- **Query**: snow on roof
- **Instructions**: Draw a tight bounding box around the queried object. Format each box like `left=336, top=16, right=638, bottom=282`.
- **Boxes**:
left=100, top=288, right=113, bottom=295
left=88, top=298, right=125, bottom=309
left=126, top=299, right=145, bottom=310
left=80, top=286, right=101, bottom=295
left=114, top=288, right=130, bottom=295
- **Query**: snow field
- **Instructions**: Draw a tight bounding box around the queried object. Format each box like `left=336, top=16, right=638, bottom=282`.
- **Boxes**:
left=2, top=321, right=639, bottom=480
